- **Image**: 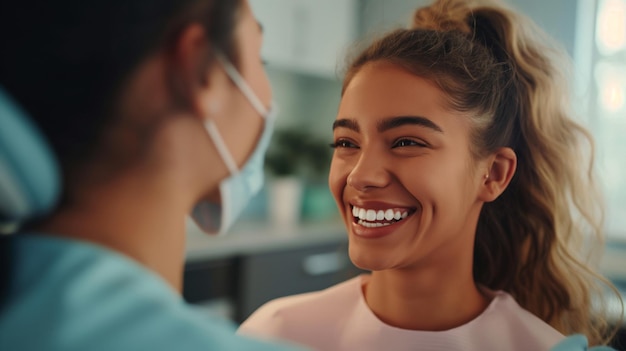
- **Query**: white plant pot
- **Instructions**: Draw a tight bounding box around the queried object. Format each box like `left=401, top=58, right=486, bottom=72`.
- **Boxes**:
left=269, top=177, right=303, bottom=228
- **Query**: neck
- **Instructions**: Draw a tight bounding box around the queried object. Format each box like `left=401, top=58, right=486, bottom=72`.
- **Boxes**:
left=364, top=254, right=489, bottom=331
left=38, top=163, right=193, bottom=292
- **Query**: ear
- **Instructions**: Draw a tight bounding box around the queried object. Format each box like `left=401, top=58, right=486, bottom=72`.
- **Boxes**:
left=478, top=147, right=517, bottom=202
left=167, top=23, right=227, bottom=119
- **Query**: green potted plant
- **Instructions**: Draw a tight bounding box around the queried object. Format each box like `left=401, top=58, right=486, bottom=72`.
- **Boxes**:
left=264, top=128, right=332, bottom=226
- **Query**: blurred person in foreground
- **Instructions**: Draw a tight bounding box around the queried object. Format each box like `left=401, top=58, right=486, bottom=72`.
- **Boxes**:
left=0, top=0, right=302, bottom=349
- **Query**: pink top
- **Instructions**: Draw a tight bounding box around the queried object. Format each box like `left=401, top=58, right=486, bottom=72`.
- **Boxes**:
left=239, top=275, right=564, bottom=351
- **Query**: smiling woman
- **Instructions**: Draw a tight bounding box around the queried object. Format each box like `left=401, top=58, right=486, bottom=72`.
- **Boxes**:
left=329, top=62, right=503, bottom=274
left=239, top=0, right=622, bottom=350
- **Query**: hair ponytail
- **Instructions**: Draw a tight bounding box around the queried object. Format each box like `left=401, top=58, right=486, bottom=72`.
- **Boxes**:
left=344, top=0, right=621, bottom=345
left=468, top=5, right=619, bottom=344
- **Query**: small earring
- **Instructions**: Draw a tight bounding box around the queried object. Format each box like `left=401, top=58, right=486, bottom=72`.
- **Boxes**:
left=484, top=174, right=489, bottom=180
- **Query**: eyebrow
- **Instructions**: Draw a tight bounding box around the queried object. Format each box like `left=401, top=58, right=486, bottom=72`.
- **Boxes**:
left=332, top=116, right=443, bottom=133
left=378, top=116, right=443, bottom=133
left=332, top=118, right=360, bottom=132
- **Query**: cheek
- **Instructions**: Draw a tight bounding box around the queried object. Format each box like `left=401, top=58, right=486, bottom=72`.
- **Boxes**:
left=240, top=56, right=272, bottom=105
left=236, top=24, right=272, bottom=105
left=328, top=157, right=347, bottom=205
left=249, top=65, right=272, bottom=106
left=401, top=155, right=468, bottom=204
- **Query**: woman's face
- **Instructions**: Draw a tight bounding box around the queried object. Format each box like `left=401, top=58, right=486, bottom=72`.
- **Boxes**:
left=329, top=61, right=485, bottom=271
left=211, top=0, right=272, bottom=168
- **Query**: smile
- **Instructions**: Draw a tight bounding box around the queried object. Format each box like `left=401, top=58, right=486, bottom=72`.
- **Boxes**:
left=351, top=205, right=415, bottom=228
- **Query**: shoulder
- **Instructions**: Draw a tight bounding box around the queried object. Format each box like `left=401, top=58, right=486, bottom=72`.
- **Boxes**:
left=1, top=235, right=300, bottom=351
left=481, top=291, right=565, bottom=349
left=91, top=301, right=302, bottom=351
left=239, top=275, right=364, bottom=338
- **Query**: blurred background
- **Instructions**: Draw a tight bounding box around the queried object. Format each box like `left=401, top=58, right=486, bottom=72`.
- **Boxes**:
left=184, top=0, right=626, bottom=342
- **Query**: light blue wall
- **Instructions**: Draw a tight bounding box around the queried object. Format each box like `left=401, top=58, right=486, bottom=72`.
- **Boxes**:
left=358, top=0, right=579, bottom=57
left=507, top=0, right=579, bottom=57
left=359, top=0, right=430, bottom=37
left=266, top=67, right=342, bottom=141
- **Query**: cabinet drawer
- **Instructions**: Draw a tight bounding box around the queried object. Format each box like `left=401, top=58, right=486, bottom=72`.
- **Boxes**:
left=183, top=258, right=237, bottom=304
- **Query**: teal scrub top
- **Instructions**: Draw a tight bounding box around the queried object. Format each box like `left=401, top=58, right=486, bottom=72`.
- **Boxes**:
left=0, top=234, right=301, bottom=350
left=550, top=335, right=616, bottom=351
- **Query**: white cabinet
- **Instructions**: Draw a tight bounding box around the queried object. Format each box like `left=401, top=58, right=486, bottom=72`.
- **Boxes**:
left=249, top=0, right=358, bottom=78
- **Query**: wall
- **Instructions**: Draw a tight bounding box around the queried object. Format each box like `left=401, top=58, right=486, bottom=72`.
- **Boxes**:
left=359, top=0, right=579, bottom=57
left=266, top=67, right=342, bottom=140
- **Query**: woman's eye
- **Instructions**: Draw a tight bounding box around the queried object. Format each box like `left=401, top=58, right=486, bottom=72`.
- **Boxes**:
left=329, top=140, right=358, bottom=149
left=393, top=139, right=427, bottom=148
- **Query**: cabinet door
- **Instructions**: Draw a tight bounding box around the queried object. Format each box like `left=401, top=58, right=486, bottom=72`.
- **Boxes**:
left=236, top=242, right=363, bottom=322
left=249, top=0, right=357, bottom=78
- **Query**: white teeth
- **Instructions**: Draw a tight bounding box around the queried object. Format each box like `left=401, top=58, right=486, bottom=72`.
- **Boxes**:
left=351, top=205, right=413, bottom=227
left=358, top=220, right=392, bottom=228
left=384, top=209, right=394, bottom=221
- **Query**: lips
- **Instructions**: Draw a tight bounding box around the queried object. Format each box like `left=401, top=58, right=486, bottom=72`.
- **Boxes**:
left=350, top=204, right=416, bottom=228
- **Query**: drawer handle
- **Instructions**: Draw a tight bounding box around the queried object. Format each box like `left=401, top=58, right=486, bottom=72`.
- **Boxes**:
left=302, top=252, right=348, bottom=276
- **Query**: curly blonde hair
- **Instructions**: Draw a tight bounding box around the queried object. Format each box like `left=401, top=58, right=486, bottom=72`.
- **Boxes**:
left=343, top=0, right=622, bottom=345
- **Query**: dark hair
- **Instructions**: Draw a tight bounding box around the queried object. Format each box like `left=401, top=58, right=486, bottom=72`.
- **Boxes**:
left=0, top=0, right=242, bottom=310
left=343, top=0, right=617, bottom=345
left=0, top=0, right=242, bottom=188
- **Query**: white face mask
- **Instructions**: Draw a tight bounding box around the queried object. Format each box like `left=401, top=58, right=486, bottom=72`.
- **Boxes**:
left=191, top=52, right=276, bottom=235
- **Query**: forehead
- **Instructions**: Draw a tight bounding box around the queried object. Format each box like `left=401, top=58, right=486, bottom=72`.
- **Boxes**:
left=337, top=62, right=463, bottom=129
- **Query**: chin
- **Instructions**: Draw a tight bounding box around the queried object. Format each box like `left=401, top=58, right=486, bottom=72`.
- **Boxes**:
left=348, top=244, right=394, bottom=272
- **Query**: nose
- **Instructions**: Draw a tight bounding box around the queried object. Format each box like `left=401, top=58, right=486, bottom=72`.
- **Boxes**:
left=347, top=151, right=391, bottom=191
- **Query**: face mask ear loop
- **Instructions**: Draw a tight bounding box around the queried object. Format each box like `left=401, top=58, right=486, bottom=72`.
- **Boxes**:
left=215, top=51, right=270, bottom=118
left=205, top=120, right=239, bottom=175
